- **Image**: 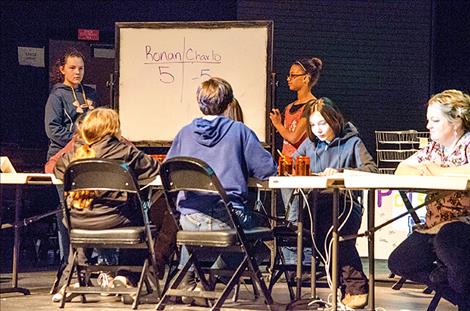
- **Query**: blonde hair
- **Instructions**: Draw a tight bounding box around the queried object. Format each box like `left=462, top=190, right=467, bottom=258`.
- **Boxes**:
left=224, top=98, right=244, bottom=122
left=69, top=108, right=121, bottom=209
left=197, top=77, right=233, bottom=115
left=428, top=89, right=470, bottom=131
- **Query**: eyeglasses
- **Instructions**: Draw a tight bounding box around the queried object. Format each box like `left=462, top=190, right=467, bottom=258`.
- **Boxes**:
left=287, top=73, right=307, bottom=79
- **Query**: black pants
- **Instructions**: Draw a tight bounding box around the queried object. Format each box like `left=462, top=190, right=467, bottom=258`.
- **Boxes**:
left=388, top=222, right=470, bottom=307
left=313, top=194, right=368, bottom=296
left=64, top=208, right=146, bottom=286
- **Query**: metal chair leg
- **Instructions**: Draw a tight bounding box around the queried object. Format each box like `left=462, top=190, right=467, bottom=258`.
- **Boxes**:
left=391, top=276, right=407, bottom=290
left=50, top=259, right=67, bottom=294
left=426, top=293, right=441, bottom=311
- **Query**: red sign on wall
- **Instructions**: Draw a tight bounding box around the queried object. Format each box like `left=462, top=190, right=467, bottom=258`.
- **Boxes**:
left=78, top=29, right=99, bottom=41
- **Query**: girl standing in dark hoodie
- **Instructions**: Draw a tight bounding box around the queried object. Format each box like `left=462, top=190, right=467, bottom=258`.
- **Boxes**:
left=294, top=98, right=377, bottom=309
left=45, top=48, right=97, bottom=160
left=44, top=48, right=97, bottom=287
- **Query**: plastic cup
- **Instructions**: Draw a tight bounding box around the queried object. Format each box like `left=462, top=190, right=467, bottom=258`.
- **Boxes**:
left=295, top=156, right=310, bottom=176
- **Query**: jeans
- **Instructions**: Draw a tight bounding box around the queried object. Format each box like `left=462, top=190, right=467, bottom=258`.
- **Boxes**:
left=280, top=188, right=312, bottom=265
left=55, top=185, right=69, bottom=264
left=388, top=222, right=470, bottom=307
left=178, top=208, right=257, bottom=271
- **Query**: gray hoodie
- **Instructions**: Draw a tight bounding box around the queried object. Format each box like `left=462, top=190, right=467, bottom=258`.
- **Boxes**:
left=44, top=83, right=97, bottom=159
left=294, top=122, right=377, bottom=174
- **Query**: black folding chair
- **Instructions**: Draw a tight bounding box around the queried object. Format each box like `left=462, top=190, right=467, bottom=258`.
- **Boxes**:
left=60, top=158, right=161, bottom=309
left=156, top=156, right=275, bottom=311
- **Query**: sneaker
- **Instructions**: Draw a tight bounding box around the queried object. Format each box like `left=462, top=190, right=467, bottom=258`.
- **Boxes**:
left=51, top=283, right=80, bottom=303
left=181, top=282, right=209, bottom=307
left=112, top=276, right=134, bottom=304
left=191, top=283, right=209, bottom=307
left=181, top=283, right=197, bottom=304
left=97, top=272, right=114, bottom=296
left=112, top=275, right=132, bottom=288
left=180, top=271, right=197, bottom=304
left=97, top=272, right=114, bottom=288
left=342, top=293, right=368, bottom=309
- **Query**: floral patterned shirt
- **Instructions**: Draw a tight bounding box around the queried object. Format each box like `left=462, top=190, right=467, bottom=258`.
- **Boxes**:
left=412, top=132, right=470, bottom=232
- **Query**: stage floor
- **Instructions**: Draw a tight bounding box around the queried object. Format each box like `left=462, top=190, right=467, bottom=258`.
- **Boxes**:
left=0, top=261, right=458, bottom=311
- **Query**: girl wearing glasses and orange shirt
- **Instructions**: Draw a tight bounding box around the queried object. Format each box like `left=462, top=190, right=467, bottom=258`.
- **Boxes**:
left=269, top=57, right=323, bottom=267
left=270, top=57, right=322, bottom=156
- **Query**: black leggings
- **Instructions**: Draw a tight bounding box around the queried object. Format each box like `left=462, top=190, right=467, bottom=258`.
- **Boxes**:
left=388, top=222, right=470, bottom=306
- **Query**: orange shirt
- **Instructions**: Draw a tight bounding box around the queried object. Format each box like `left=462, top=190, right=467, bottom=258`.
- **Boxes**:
left=281, top=102, right=307, bottom=157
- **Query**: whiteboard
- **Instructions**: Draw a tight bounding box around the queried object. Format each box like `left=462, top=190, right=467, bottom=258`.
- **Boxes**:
left=115, top=21, right=273, bottom=145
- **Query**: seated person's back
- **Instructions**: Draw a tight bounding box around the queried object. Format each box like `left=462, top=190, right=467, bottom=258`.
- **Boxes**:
left=54, top=108, right=160, bottom=230
left=166, top=77, right=277, bottom=218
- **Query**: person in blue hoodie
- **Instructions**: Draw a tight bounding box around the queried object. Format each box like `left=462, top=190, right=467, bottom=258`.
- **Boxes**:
left=293, top=97, right=377, bottom=309
left=166, top=77, right=277, bottom=302
left=45, top=48, right=97, bottom=160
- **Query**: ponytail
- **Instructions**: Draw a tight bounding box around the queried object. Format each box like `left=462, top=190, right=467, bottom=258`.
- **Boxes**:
left=72, top=143, right=95, bottom=161
left=67, top=144, right=97, bottom=210
left=66, top=108, right=121, bottom=210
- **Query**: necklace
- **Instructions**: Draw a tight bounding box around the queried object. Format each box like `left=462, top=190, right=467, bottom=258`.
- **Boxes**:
left=70, top=84, right=94, bottom=113
left=443, top=131, right=465, bottom=157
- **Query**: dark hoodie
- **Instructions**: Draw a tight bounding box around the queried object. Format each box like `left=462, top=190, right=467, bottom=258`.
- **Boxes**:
left=44, top=83, right=97, bottom=159
left=294, top=122, right=377, bottom=214
left=166, top=116, right=277, bottom=215
left=294, top=122, right=377, bottom=174
left=54, top=135, right=159, bottom=229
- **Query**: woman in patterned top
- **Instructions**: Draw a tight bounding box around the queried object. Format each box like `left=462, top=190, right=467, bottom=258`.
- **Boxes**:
left=388, top=89, right=470, bottom=310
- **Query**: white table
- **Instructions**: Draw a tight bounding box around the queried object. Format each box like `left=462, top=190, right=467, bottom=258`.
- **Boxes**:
left=148, top=175, right=268, bottom=189
left=0, top=173, right=61, bottom=295
left=343, top=172, right=470, bottom=311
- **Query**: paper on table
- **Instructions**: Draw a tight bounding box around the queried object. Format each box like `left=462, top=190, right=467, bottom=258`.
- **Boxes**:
left=1, top=156, right=17, bottom=173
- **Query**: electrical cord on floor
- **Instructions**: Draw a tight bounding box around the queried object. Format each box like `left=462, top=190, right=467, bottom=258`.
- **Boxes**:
left=309, top=292, right=387, bottom=311
left=323, top=190, right=354, bottom=288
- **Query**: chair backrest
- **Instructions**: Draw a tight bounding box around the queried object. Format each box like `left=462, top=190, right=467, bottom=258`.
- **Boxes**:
left=160, top=157, right=246, bottom=238
left=160, top=156, right=228, bottom=199
left=62, top=158, right=150, bottom=233
left=63, top=158, right=139, bottom=194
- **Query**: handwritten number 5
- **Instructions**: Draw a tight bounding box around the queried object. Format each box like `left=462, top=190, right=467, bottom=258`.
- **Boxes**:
left=159, top=66, right=174, bottom=84
left=200, top=69, right=211, bottom=80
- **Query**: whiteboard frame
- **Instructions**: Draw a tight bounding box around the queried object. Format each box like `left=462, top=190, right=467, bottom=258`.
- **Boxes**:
left=114, top=20, right=274, bottom=147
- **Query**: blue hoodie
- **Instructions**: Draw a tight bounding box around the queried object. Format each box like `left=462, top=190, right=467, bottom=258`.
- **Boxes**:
left=166, top=116, right=277, bottom=215
left=294, top=122, right=377, bottom=174
left=294, top=122, right=378, bottom=215
left=44, top=83, right=97, bottom=159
